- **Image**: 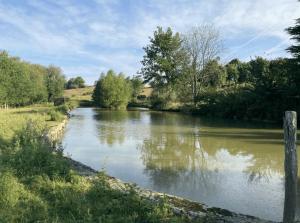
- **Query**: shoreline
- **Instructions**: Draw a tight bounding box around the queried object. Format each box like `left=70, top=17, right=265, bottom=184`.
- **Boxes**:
left=67, top=157, right=273, bottom=223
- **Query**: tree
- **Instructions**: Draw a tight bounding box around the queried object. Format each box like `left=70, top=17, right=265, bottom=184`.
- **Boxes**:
left=249, top=57, right=270, bottom=87
left=66, top=76, right=85, bottom=89
left=182, top=25, right=223, bottom=104
left=286, top=13, right=300, bottom=93
left=45, top=66, right=65, bottom=102
left=127, top=76, right=144, bottom=102
left=225, top=59, right=240, bottom=83
left=202, top=59, right=226, bottom=87
left=92, top=70, right=132, bottom=109
left=141, top=27, right=188, bottom=87
left=286, top=18, right=300, bottom=62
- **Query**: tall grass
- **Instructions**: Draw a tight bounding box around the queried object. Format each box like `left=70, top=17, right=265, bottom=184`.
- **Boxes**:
left=0, top=104, right=56, bottom=141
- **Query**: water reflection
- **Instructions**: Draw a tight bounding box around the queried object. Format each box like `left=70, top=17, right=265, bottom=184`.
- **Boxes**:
left=94, top=110, right=142, bottom=146
left=63, top=108, right=300, bottom=221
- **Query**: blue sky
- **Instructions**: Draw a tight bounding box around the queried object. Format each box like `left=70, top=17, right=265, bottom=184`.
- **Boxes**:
left=0, top=0, right=299, bottom=84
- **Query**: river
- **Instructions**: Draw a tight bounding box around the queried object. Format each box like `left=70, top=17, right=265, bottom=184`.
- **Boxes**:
left=62, top=107, right=300, bottom=222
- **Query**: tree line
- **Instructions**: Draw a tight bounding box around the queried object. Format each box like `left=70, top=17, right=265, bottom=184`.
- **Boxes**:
left=0, top=51, right=89, bottom=107
left=138, top=19, right=300, bottom=121
left=0, top=51, right=65, bottom=107
left=92, top=17, right=300, bottom=122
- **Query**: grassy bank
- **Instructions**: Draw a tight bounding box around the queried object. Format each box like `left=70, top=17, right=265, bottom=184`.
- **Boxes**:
left=64, top=86, right=94, bottom=107
left=0, top=104, right=206, bottom=223
left=0, top=104, right=62, bottom=141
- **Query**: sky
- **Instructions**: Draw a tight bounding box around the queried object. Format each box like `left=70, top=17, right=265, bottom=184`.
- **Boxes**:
left=0, top=0, right=299, bottom=85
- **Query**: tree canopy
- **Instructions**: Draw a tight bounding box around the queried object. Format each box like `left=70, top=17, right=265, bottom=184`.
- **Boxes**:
left=140, top=27, right=187, bottom=87
left=0, top=51, right=65, bottom=106
left=92, top=70, right=132, bottom=109
left=66, top=76, right=85, bottom=89
left=286, top=18, right=300, bottom=62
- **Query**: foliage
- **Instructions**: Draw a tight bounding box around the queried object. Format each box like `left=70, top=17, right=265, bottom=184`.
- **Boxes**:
left=1, top=121, right=71, bottom=179
left=66, top=76, right=85, bottom=89
left=141, top=27, right=188, bottom=87
left=201, top=59, right=226, bottom=87
left=127, top=76, right=144, bottom=102
left=140, top=25, right=300, bottom=121
left=0, top=51, right=48, bottom=106
left=0, top=171, right=48, bottom=222
left=48, top=110, right=64, bottom=121
left=45, top=65, right=66, bottom=102
left=92, top=70, right=132, bottom=109
left=0, top=51, right=65, bottom=106
left=194, top=57, right=300, bottom=121
left=182, top=25, right=223, bottom=104
left=286, top=17, right=300, bottom=62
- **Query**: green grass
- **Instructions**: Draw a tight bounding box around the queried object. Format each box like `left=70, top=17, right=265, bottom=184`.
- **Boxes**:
left=0, top=104, right=60, bottom=141
left=64, top=86, right=94, bottom=106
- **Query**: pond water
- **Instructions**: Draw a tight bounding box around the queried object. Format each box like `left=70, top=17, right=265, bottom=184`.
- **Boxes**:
left=62, top=108, right=300, bottom=222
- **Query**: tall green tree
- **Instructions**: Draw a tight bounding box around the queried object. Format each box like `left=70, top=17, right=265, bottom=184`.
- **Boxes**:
left=286, top=18, right=300, bottom=62
left=225, top=59, right=240, bottom=83
left=201, top=59, right=226, bottom=87
left=92, top=70, right=132, bottom=109
left=286, top=12, right=300, bottom=93
left=45, top=66, right=65, bottom=102
left=127, top=76, right=143, bottom=102
left=141, top=27, right=187, bottom=87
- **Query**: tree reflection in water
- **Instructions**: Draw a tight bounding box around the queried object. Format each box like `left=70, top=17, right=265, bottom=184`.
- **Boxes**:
left=83, top=109, right=300, bottom=221
left=94, top=110, right=141, bottom=146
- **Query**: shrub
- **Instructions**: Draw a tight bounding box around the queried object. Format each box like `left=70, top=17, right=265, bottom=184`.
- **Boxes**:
left=3, top=121, right=71, bottom=179
left=0, top=171, right=48, bottom=222
left=56, top=104, right=69, bottom=114
left=48, top=110, right=64, bottom=121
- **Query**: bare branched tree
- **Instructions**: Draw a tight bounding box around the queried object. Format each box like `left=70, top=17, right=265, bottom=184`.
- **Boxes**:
left=182, top=25, right=223, bottom=104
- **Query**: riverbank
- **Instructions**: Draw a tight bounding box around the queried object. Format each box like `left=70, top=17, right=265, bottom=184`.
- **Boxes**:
left=68, top=157, right=274, bottom=223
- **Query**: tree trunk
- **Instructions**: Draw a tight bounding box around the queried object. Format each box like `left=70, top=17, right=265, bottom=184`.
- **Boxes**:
left=283, top=111, right=298, bottom=223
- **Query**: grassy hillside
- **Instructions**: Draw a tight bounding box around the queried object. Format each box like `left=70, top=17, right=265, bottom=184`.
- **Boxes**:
left=140, top=87, right=153, bottom=97
left=64, top=86, right=94, bottom=106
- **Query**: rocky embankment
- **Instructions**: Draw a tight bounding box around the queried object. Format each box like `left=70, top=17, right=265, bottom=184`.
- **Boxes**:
left=47, top=117, right=278, bottom=223
left=46, top=119, right=68, bottom=143
left=68, top=158, right=275, bottom=223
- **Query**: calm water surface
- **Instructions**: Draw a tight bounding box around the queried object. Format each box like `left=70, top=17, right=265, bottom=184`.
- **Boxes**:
left=62, top=108, right=300, bottom=222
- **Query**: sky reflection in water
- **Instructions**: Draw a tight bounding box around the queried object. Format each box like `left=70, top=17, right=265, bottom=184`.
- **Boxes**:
left=63, top=108, right=300, bottom=222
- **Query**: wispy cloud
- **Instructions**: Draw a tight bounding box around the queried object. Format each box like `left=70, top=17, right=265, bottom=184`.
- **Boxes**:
left=0, top=0, right=299, bottom=84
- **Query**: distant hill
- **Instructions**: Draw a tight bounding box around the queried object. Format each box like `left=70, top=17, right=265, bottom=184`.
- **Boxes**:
left=64, top=86, right=94, bottom=103
left=63, top=85, right=152, bottom=105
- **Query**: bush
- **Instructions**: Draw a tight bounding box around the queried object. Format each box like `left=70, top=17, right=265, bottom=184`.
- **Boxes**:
left=48, top=110, right=64, bottom=121
left=2, top=121, right=71, bottom=179
left=0, top=171, right=48, bottom=222
left=55, top=104, right=70, bottom=114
